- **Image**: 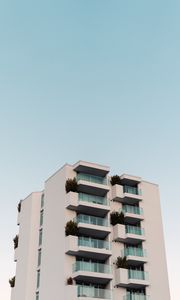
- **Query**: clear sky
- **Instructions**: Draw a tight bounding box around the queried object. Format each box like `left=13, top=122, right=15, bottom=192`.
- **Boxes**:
left=0, top=0, right=179, bottom=299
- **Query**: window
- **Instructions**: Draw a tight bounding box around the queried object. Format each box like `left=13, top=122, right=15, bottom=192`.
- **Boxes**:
left=41, top=194, right=44, bottom=208
left=39, top=229, right=43, bottom=246
left=36, top=270, right=40, bottom=289
left=40, top=210, right=44, bottom=227
left=38, top=249, right=42, bottom=266
left=36, top=292, right=39, bottom=300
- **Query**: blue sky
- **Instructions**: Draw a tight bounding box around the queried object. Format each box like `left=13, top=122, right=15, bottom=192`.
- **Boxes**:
left=0, top=1, right=179, bottom=299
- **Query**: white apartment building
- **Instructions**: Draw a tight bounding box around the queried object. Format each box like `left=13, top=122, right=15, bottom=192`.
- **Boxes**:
left=10, top=161, right=170, bottom=300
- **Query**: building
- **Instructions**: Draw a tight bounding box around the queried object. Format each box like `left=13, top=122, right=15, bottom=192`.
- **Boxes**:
left=10, top=161, right=170, bottom=300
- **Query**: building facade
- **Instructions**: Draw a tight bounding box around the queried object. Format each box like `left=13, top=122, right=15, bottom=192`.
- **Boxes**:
left=10, top=161, right=170, bottom=300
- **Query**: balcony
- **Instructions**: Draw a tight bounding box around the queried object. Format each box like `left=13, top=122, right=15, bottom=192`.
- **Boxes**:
left=115, top=268, right=149, bottom=288
left=120, top=174, right=141, bottom=186
left=73, top=161, right=110, bottom=177
left=123, top=293, right=150, bottom=300
left=111, top=185, right=142, bottom=205
left=72, top=261, right=112, bottom=284
left=77, top=173, right=109, bottom=197
left=113, top=224, right=145, bottom=244
left=121, top=247, right=147, bottom=266
left=122, top=205, right=144, bottom=224
left=75, top=214, right=111, bottom=239
left=65, top=285, right=111, bottom=300
left=65, top=235, right=111, bottom=260
left=126, top=225, right=144, bottom=236
left=78, top=285, right=111, bottom=299
left=66, top=192, right=110, bottom=217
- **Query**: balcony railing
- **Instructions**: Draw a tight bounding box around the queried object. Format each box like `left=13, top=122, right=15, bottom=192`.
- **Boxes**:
left=121, top=247, right=147, bottom=257
left=123, top=294, right=149, bottom=300
left=122, top=205, right=143, bottom=215
left=77, top=173, right=107, bottom=185
left=77, top=285, right=111, bottom=299
left=78, top=236, right=111, bottom=250
left=79, top=193, right=109, bottom=206
left=128, top=269, right=148, bottom=280
left=125, top=225, right=144, bottom=236
left=75, top=214, right=109, bottom=227
left=123, top=186, right=141, bottom=196
left=73, top=261, right=111, bottom=274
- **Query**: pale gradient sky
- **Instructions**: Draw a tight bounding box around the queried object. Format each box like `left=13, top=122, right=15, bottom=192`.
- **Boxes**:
left=0, top=1, right=179, bottom=299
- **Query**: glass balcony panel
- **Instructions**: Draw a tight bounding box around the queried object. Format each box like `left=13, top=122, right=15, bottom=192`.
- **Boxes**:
left=77, top=285, right=111, bottom=299
left=77, top=173, right=107, bottom=185
left=79, top=193, right=109, bottom=206
left=122, top=205, right=143, bottom=215
left=123, top=293, right=149, bottom=300
left=128, top=269, right=148, bottom=281
left=122, top=247, right=147, bottom=257
left=78, top=237, right=111, bottom=250
left=123, top=186, right=141, bottom=195
left=125, top=225, right=144, bottom=236
left=73, top=261, right=111, bottom=274
left=75, top=214, right=109, bottom=227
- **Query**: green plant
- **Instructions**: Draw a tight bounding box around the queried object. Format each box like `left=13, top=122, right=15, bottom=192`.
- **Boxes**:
left=9, top=276, right=15, bottom=288
left=110, top=175, right=121, bottom=186
left=67, top=277, right=73, bottom=285
left=65, top=220, right=79, bottom=236
left=65, top=178, right=78, bottom=193
left=17, top=201, right=21, bottom=213
left=110, top=211, right=125, bottom=226
left=13, top=235, right=19, bottom=249
left=115, top=256, right=127, bottom=269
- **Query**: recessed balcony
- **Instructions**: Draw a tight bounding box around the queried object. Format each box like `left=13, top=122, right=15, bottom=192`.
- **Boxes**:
left=111, top=185, right=142, bottom=205
left=65, top=285, right=112, bottom=300
left=113, top=224, right=145, bottom=244
left=122, top=205, right=144, bottom=224
left=121, top=247, right=147, bottom=266
left=77, top=173, right=109, bottom=197
left=65, top=235, right=111, bottom=260
left=72, top=261, right=112, bottom=284
left=77, top=285, right=112, bottom=299
left=73, top=161, right=110, bottom=177
left=120, top=174, right=141, bottom=186
left=123, top=293, right=150, bottom=300
left=115, top=268, right=149, bottom=288
left=66, top=192, right=110, bottom=217
left=75, top=214, right=111, bottom=239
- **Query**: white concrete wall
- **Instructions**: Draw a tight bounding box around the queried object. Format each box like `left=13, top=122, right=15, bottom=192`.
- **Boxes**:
left=141, top=181, right=170, bottom=300
left=11, top=192, right=42, bottom=300
left=39, top=165, right=76, bottom=300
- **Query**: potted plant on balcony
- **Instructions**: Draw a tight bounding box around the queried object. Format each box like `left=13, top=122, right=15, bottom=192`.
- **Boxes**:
left=13, top=235, right=19, bottom=249
left=110, top=175, right=121, bottom=186
left=17, top=201, right=21, bottom=213
left=65, top=220, right=79, bottom=236
left=67, top=277, right=73, bottom=285
left=9, top=276, right=15, bottom=288
left=115, top=256, right=127, bottom=269
left=110, top=211, right=125, bottom=226
left=65, top=178, right=78, bottom=193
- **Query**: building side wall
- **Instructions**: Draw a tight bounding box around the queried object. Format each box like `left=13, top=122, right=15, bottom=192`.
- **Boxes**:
left=39, top=165, right=76, bottom=300
left=11, top=192, right=41, bottom=300
left=141, top=181, right=170, bottom=300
